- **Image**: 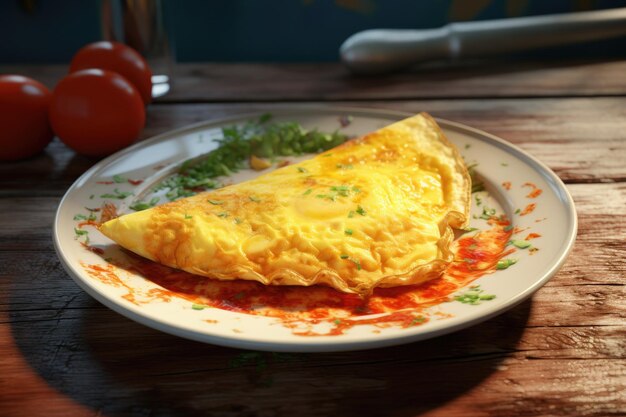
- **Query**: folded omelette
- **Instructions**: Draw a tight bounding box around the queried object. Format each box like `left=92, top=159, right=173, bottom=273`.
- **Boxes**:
left=99, top=113, right=471, bottom=295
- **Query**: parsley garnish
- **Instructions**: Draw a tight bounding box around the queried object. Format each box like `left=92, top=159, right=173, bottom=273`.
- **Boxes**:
left=454, top=285, right=496, bottom=305
left=129, top=197, right=160, bottom=211
left=208, top=199, right=224, bottom=205
left=73, top=213, right=96, bottom=221
left=153, top=115, right=347, bottom=201
left=356, top=205, right=366, bottom=216
left=302, top=189, right=313, bottom=196
left=249, top=196, right=261, bottom=202
left=339, top=255, right=361, bottom=270
left=479, top=207, right=496, bottom=220
left=113, top=174, right=126, bottom=183
left=100, top=188, right=133, bottom=199
left=345, top=229, right=353, bottom=236
left=496, top=259, right=517, bottom=270
left=511, top=240, right=532, bottom=249
left=74, top=228, right=88, bottom=236
left=217, top=212, right=229, bottom=218
left=297, top=167, right=308, bottom=173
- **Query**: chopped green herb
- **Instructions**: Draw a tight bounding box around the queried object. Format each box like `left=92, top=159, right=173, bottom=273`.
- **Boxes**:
left=341, top=255, right=362, bottom=270
left=302, top=189, right=313, bottom=196
left=322, top=153, right=333, bottom=157
left=511, top=240, right=532, bottom=249
left=351, top=186, right=361, bottom=193
left=344, top=229, right=353, bottom=236
left=234, top=217, right=243, bottom=224
left=74, top=228, right=88, bottom=236
left=475, top=195, right=482, bottom=206
left=333, top=319, right=342, bottom=325
left=217, top=212, right=229, bottom=218
left=74, top=214, right=87, bottom=221
left=501, top=162, right=509, bottom=167
left=503, top=225, right=514, bottom=232
left=463, top=227, right=479, bottom=233
left=100, top=188, right=133, bottom=199
left=347, top=210, right=355, bottom=218
left=297, top=167, right=308, bottom=173
left=479, top=207, right=496, bottom=220
left=184, top=214, right=193, bottom=219
left=514, top=208, right=521, bottom=214
left=356, top=205, right=366, bottom=216
left=316, top=194, right=335, bottom=201
left=464, top=144, right=471, bottom=149
left=208, top=199, right=224, bottom=205
left=454, top=285, right=496, bottom=305
left=153, top=116, right=347, bottom=201
left=113, top=174, right=126, bottom=183
left=129, top=197, right=160, bottom=211
left=330, top=185, right=351, bottom=197
left=89, top=194, right=94, bottom=200
left=410, top=316, right=426, bottom=325
left=496, top=258, right=517, bottom=270
left=249, top=196, right=261, bottom=202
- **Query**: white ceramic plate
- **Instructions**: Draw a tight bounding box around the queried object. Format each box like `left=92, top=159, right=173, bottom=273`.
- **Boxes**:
left=53, top=107, right=577, bottom=352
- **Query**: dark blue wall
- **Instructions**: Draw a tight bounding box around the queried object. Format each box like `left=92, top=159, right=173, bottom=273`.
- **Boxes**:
left=2, top=0, right=626, bottom=64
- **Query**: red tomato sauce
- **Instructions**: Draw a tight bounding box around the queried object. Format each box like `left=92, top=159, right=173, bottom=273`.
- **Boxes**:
left=82, top=223, right=514, bottom=335
left=520, top=203, right=537, bottom=216
left=523, top=182, right=543, bottom=198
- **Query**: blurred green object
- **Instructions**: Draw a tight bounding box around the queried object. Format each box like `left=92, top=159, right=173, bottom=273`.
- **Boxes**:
left=3, top=0, right=626, bottom=63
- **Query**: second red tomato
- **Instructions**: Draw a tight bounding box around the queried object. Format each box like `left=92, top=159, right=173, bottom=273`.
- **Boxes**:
left=50, top=69, right=145, bottom=157
left=70, top=41, right=153, bottom=105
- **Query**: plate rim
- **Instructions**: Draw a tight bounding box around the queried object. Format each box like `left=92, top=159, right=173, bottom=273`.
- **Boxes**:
left=53, top=105, right=578, bottom=352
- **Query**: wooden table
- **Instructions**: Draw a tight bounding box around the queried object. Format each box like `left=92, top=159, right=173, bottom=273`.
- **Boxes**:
left=1, top=59, right=624, bottom=417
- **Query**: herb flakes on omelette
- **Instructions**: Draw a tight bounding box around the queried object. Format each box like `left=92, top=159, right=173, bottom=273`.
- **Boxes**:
left=99, top=113, right=471, bottom=296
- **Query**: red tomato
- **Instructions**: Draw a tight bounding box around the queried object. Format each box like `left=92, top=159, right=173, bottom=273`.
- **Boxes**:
left=50, top=69, right=145, bottom=157
left=70, top=41, right=152, bottom=104
left=0, top=75, right=53, bottom=161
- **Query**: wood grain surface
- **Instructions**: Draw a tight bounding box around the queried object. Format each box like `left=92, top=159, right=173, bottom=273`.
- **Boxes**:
left=1, top=59, right=625, bottom=417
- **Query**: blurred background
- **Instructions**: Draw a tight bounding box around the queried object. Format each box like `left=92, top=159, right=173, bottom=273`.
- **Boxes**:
left=2, top=0, right=626, bottom=65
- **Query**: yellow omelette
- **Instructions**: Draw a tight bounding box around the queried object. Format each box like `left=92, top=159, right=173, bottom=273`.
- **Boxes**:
left=99, top=113, right=471, bottom=295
